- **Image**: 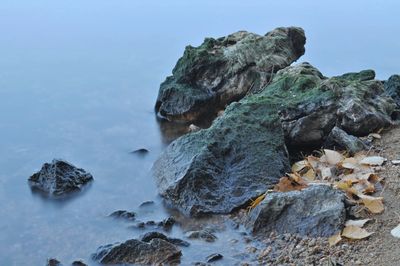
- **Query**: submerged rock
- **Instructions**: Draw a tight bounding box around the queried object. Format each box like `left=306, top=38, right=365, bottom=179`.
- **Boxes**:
left=141, top=231, right=190, bottom=247
left=246, top=185, right=346, bottom=237
left=325, top=126, right=367, bottom=155
left=206, top=253, right=224, bottom=263
left=46, top=258, right=62, bottom=266
left=108, top=210, right=136, bottom=221
left=28, top=160, right=93, bottom=196
left=155, top=27, right=306, bottom=122
left=92, top=238, right=181, bottom=265
left=185, top=229, right=218, bottom=242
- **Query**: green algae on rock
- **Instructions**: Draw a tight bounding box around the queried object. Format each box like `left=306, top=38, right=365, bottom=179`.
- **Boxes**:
left=155, top=27, right=306, bottom=122
left=153, top=62, right=396, bottom=217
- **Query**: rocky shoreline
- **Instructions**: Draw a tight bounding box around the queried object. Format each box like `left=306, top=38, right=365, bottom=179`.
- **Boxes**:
left=40, top=26, right=400, bottom=265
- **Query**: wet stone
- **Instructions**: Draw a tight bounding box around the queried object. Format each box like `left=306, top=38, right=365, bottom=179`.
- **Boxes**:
left=108, top=210, right=136, bottom=221
left=29, top=159, right=93, bottom=196
left=206, top=253, right=223, bottom=263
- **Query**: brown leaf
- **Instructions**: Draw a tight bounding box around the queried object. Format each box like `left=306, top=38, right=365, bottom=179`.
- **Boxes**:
left=274, top=175, right=308, bottom=192
left=328, top=233, right=342, bottom=246
left=358, top=194, right=384, bottom=214
left=342, top=225, right=373, bottom=240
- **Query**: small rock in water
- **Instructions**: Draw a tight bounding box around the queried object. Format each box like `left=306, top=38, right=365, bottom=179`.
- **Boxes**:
left=206, top=253, right=223, bottom=263
left=71, top=260, right=87, bottom=266
left=185, top=229, right=217, bottom=242
left=141, top=231, right=190, bottom=247
left=139, top=200, right=155, bottom=208
left=109, top=210, right=136, bottom=221
left=158, top=216, right=176, bottom=230
left=391, top=160, right=400, bottom=165
left=46, top=258, right=62, bottom=266
left=92, top=238, right=181, bottom=265
left=131, top=148, right=149, bottom=156
left=28, top=159, right=93, bottom=197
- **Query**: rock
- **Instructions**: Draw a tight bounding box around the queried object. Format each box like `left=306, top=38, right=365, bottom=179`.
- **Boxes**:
left=71, top=261, right=87, bottom=266
left=246, top=185, right=346, bottom=237
left=279, top=64, right=395, bottom=147
left=206, top=253, right=223, bottom=263
left=139, top=200, right=155, bottom=208
left=385, top=74, right=400, bottom=107
left=131, top=148, right=149, bottom=156
left=108, top=210, right=136, bottom=220
left=29, top=160, right=93, bottom=196
left=46, top=258, right=62, bottom=266
left=155, top=27, right=306, bottom=122
left=158, top=216, right=176, bottom=230
left=141, top=231, right=190, bottom=247
left=154, top=62, right=396, bottom=216
left=325, top=126, right=367, bottom=155
left=92, top=238, right=181, bottom=265
left=185, top=229, right=218, bottom=242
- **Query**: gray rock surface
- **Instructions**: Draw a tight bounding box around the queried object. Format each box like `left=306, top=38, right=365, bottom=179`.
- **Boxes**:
left=155, top=27, right=306, bottom=122
left=246, top=185, right=346, bottom=237
left=154, top=62, right=396, bottom=217
left=28, top=160, right=93, bottom=196
left=385, top=74, right=400, bottom=107
left=92, top=238, right=181, bottom=265
left=141, top=231, right=190, bottom=247
left=325, top=126, right=367, bottom=155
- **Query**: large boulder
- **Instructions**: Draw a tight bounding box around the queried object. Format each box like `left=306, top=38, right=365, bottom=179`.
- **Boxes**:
left=28, top=159, right=93, bottom=196
left=155, top=27, right=306, bottom=122
left=246, top=185, right=346, bottom=237
left=153, top=62, right=396, bottom=217
left=92, top=238, right=181, bottom=265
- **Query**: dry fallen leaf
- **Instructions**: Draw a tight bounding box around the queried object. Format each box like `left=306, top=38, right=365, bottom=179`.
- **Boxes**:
left=345, top=219, right=371, bottom=227
left=324, top=149, right=344, bottom=165
left=391, top=224, right=400, bottom=238
left=328, top=233, right=342, bottom=246
left=342, top=225, right=373, bottom=240
left=321, top=167, right=333, bottom=179
left=369, top=133, right=382, bottom=139
left=303, top=168, right=316, bottom=181
left=358, top=194, right=384, bottom=214
left=274, top=175, right=308, bottom=192
left=292, top=160, right=309, bottom=173
left=360, top=156, right=386, bottom=166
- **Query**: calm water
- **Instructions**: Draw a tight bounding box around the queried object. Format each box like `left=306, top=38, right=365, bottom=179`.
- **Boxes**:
left=0, top=0, right=399, bottom=265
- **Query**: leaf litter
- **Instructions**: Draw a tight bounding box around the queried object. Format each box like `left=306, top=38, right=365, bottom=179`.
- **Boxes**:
left=250, top=148, right=387, bottom=245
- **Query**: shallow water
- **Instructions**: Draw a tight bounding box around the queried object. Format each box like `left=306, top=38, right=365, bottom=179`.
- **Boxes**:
left=0, top=0, right=399, bottom=265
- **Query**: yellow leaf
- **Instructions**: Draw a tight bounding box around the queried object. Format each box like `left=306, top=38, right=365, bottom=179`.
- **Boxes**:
left=358, top=195, right=384, bottom=214
left=292, top=160, right=309, bottom=173
left=303, top=168, right=316, bottom=181
left=324, top=149, right=344, bottom=165
left=342, top=225, right=373, bottom=240
left=328, top=233, right=342, bottom=246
